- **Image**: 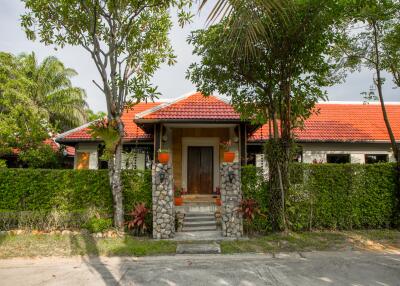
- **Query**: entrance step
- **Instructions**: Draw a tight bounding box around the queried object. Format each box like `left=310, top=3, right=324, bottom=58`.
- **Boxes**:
left=174, top=230, right=223, bottom=241
left=176, top=204, right=218, bottom=213
left=182, top=212, right=217, bottom=232
left=176, top=242, right=221, bottom=254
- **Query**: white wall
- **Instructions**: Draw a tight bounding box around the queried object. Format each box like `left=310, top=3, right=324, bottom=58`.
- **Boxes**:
left=74, top=143, right=99, bottom=169
left=301, top=142, right=395, bottom=164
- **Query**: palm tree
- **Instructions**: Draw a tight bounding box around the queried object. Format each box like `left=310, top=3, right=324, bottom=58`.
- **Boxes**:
left=199, top=0, right=288, bottom=57
left=18, top=53, right=88, bottom=131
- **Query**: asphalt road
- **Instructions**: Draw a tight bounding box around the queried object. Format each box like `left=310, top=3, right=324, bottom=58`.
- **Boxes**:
left=0, top=251, right=399, bottom=286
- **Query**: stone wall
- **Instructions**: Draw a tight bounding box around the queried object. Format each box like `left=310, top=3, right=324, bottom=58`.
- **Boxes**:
left=220, top=162, right=243, bottom=237
left=152, top=163, right=175, bottom=239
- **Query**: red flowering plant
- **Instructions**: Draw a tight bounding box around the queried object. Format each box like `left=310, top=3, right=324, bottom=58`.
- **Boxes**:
left=220, top=139, right=232, bottom=151
left=125, top=203, right=149, bottom=235
left=238, top=199, right=268, bottom=235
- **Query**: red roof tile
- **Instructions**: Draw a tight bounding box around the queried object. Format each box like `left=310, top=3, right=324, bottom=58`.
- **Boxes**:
left=249, top=103, right=400, bottom=142
left=136, top=92, right=240, bottom=121
left=57, top=102, right=162, bottom=142
left=11, top=138, right=75, bottom=156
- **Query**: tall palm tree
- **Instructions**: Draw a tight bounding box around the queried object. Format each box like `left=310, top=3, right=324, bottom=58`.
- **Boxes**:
left=18, top=53, right=88, bottom=131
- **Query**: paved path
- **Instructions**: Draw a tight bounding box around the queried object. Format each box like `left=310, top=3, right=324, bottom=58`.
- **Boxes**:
left=0, top=251, right=399, bottom=286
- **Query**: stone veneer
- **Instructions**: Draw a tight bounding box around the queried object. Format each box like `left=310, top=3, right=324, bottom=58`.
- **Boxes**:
left=152, top=163, right=175, bottom=239
left=220, top=162, right=243, bottom=237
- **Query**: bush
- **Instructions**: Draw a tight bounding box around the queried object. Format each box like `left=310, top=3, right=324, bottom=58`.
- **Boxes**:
left=0, top=169, right=152, bottom=232
left=241, top=166, right=271, bottom=234
left=83, top=217, right=113, bottom=233
left=242, top=163, right=398, bottom=233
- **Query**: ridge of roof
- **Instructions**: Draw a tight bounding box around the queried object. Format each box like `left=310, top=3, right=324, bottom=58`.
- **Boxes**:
left=55, top=120, right=101, bottom=142
left=135, top=90, right=198, bottom=119
left=135, top=91, right=238, bottom=121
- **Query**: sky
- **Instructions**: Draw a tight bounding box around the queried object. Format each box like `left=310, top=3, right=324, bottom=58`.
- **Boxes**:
left=0, top=1, right=398, bottom=112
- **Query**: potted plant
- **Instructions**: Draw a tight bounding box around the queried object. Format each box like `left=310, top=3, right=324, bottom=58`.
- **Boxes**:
left=157, top=149, right=170, bottom=164
left=220, top=140, right=235, bottom=162
left=174, top=187, right=183, bottom=206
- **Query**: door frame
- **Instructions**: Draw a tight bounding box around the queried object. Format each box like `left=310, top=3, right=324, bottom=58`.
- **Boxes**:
left=182, top=137, right=220, bottom=192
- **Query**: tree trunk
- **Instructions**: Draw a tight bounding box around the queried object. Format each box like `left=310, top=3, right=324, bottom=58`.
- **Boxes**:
left=372, top=21, right=400, bottom=216
left=108, top=119, right=125, bottom=230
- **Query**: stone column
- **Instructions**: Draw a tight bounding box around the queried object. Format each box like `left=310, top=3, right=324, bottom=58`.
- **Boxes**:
left=152, top=163, right=175, bottom=239
left=220, top=162, right=243, bottom=237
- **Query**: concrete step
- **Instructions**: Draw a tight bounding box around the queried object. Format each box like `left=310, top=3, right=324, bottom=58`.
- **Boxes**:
left=182, top=226, right=217, bottom=232
left=176, top=242, right=221, bottom=254
left=184, top=216, right=216, bottom=222
left=183, top=221, right=217, bottom=228
left=174, top=230, right=223, bottom=241
left=185, top=212, right=215, bottom=217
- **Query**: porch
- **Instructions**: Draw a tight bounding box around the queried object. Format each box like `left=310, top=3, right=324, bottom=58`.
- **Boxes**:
left=150, top=123, right=246, bottom=239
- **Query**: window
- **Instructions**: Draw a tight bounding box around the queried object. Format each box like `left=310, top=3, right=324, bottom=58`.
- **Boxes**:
left=76, top=152, right=90, bottom=169
left=365, top=154, right=388, bottom=164
left=327, top=154, right=350, bottom=164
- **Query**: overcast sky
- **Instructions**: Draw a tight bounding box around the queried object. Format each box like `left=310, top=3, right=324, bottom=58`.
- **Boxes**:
left=1, top=1, right=398, bottom=112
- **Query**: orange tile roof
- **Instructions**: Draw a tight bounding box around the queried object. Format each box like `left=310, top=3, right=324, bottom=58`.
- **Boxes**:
left=135, top=92, right=240, bottom=121
left=57, top=92, right=400, bottom=144
left=57, top=102, right=162, bottom=142
left=249, top=103, right=400, bottom=142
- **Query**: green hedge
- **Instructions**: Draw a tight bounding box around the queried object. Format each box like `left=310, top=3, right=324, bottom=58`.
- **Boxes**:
left=0, top=169, right=152, bottom=230
left=242, top=163, right=398, bottom=232
left=241, top=166, right=270, bottom=234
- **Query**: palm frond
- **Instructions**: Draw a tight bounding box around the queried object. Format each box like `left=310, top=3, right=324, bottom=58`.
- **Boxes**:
left=200, top=0, right=290, bottom=59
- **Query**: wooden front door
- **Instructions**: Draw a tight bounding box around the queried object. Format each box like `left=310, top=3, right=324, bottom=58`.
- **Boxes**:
left=187, top=146, right=213, bottom=194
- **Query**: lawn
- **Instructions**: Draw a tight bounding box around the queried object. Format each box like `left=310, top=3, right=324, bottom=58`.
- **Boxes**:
left=221, top=230, right=400, bottom=254
left=0, top=233, right=177, bottom=258
left=0, top=230, right=399, bottom=258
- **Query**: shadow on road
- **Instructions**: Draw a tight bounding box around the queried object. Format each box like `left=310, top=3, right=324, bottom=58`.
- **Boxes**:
left=69, top=234, right=121, bottom=286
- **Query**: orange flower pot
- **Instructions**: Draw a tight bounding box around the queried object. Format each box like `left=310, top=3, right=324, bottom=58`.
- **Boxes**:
left=215, top=198, right=221, bottom=206
left=158, top=152, right=170, bottom=164
left=223, top=151, right=235, bottom=163
left=174, top=197, right=183, bottom=206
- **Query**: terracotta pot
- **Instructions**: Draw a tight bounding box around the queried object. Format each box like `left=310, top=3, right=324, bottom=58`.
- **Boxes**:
left=174, top=197, right=183, bottom=206
left=158, top=152, right=170, bottom=164
left=223, top=151, right=235, bottom=163
left=215, top=198, right=221, bottom=206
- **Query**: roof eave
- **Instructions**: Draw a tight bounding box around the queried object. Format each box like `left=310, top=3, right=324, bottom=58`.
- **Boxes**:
left=248, top=139, right=397, bottom=144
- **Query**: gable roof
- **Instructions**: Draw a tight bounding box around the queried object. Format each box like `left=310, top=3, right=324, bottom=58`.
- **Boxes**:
left=56, top=102, right=162, bottom=143
left=56, top=91, right=400, bottom=145
left=135, top=92, right=240, bottom=121
left=249, top=103, right=400, bottom=143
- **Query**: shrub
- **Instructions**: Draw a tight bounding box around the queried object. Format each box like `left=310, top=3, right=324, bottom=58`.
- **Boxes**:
left=84, top=217, right=113, bottom=233
left=241, top=166, right=271, bottom=233
left=0, top=169, right=152, bottom=232
left=125, top=203, right=149, bottom=236
left=242, top=163, right=398, bottom=233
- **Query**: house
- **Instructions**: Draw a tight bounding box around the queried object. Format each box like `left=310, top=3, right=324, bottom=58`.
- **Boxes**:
left=56, top=91, right=400, bottom=238
left=57, top=91, right=400, bottom=173
left=1, top=138, right=75, bottom=168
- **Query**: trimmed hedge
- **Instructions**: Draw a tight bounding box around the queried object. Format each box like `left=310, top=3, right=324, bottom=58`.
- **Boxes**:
left=241, top=166, right=270, bottom=234
left=0, top=169, right=152, bottom=230
left=242, top=163, right=398, bottom=233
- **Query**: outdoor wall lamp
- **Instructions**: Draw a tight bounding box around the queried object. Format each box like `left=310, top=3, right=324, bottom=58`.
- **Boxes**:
left=159, top=172, right=165, bottom=183
left=228, top=171, right=235, bottom=183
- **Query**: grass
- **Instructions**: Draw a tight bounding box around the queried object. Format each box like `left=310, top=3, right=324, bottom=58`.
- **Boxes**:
left=0, top=230, right=399, bottom=258
left=0, top=233, right=177, bottom=259
left=221, top=230, right=400, bottom=254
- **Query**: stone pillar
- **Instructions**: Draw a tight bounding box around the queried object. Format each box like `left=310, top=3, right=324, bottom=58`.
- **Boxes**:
left=220, top=162, right=243, bottom=237
left=152, top=163, right=175, bottom=239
